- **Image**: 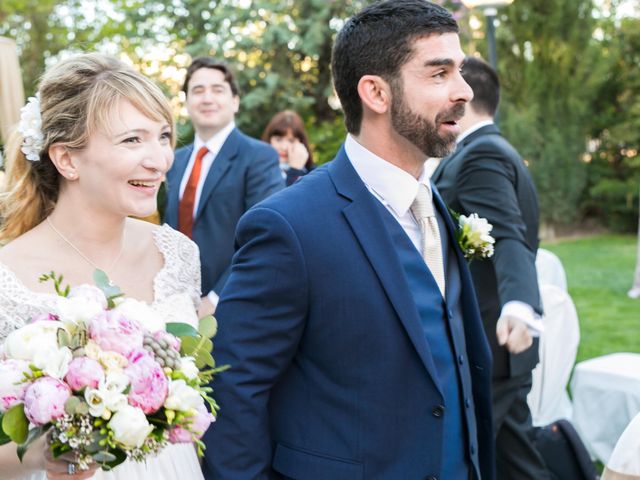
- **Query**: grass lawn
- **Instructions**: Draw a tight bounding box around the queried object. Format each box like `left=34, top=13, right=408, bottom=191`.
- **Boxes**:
left=542, top=234, right=640, bottom=362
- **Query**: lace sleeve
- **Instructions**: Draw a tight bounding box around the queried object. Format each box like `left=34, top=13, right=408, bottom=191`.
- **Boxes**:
left=0, top=263, right=58, bottom=344
left=153, top=224, right=202, bottom=309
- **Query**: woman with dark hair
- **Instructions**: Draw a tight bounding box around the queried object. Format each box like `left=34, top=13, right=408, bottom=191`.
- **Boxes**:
left=261, top=110, right=314, bottom=186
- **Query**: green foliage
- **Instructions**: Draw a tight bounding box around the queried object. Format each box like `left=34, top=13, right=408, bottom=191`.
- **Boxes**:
left=1, top=404, right=29, bottom=444
left=93, top=270, right=124, bottom=308
left=488, top=0, right=605, bottom=225
left=583, top=15, right=640, bottom=232
left=38, top=271, right=70, bottom=297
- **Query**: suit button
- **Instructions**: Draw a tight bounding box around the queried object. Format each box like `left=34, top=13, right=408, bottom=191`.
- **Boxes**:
left=465, top=398, right=471, bottom=408
left=432, top=405, right=445, bottom=418
left=447, top=309, right=453, bottom=318
left=458, top=354, right=464, bottom=365
left=470, top=445, right=476, bottom=455
left=426, top=476, right=437, bottom=480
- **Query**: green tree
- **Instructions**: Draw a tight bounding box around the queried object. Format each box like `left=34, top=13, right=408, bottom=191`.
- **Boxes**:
left=583, top=14, right=640, bottom=231
left=486, top=0, right=609, bottom=226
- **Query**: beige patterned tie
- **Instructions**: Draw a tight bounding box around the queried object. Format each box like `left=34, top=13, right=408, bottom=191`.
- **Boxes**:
left=411, top=183, right=446, bottom=297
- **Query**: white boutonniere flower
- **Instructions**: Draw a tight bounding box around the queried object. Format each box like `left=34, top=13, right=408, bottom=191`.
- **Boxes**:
left=453, top=212, right=495, bottom=261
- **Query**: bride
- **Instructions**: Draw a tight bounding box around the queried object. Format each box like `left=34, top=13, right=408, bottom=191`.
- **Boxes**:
left=0, top=54, right=205, bottom=480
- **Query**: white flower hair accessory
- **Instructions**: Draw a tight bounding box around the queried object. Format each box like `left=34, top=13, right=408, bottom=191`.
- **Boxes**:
left=18, top=94, right=44, bottom=162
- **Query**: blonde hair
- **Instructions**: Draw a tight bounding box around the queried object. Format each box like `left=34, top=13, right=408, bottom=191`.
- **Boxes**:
left=0, top=53, right=175, bottom=242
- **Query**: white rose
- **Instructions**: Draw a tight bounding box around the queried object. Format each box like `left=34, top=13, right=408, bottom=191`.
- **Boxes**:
left=109, top=405, right=154, bottom=448
left=164, top=379, right=203, bottom=412
left=179, top=357, right=199, bottom=380
left=114, top=299, right=164, bottom=333
left=4, top=321, right=61, bottom=361
left=98, top=351, right=128, bottom=373
left=99, top=372, right=129, bottom=395
left=57, top=295, right=104, bottom=328
left=33, top=346, right=72, bottom=379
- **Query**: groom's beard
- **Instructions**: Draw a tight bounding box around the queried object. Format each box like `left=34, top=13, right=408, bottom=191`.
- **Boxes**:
left=390, top=85, right=465, bottom=158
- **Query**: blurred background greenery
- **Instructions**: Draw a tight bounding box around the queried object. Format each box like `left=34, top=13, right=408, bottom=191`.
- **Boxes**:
left=1, top=0, right=639, bottom=234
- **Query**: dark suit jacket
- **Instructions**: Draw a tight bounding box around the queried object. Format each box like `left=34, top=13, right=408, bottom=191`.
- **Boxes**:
left=165, top=128, right=284, bottom=295
left=433, top=123, right=541, bottom=379
left=203, top=148, right=494, bottom=480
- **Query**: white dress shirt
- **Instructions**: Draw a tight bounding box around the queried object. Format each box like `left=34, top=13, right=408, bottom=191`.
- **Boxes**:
left=179, top=121, right=236, bottom=217
left=344, top=134, right=431, bottom=256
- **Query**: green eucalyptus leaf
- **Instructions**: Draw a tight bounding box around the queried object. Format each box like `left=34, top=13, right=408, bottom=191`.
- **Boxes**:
left=198, top=315, right=218, bottom=338
left=166, top=322, right=199, bottom=338
left=17, top=426, right=46, bottom=462
left=195, top=349, right=215, bottom=369
left=179, top=337, right=199, bottom=356
left=93, top=269, right=122, bottom=302
left=92, top=450, right=117, bottom=463
left=95, top=448, right=126, bottom=470
left=2, top=405, right=28, bottom=444
left=0, top=413, right=10, bottom=446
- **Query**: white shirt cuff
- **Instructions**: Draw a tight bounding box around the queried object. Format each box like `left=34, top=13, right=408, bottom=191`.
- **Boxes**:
left=207, top=290, right=219, bottom=309
left=501, top=300, right=545, bottom=337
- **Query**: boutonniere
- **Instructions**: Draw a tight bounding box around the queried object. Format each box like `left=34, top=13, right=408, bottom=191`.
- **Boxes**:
left=449, top=210, right=495, bottom=261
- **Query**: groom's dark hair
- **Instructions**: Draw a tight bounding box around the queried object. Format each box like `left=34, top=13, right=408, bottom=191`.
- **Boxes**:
left=331, top=0, right=458, bottom=134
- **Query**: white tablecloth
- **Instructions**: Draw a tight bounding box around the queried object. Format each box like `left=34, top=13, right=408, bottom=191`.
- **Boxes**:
left=571, top=353, right=640, bottom=463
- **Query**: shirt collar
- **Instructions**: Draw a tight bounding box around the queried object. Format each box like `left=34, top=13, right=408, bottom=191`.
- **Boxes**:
left=344, top=134, right=430, bottom=217
left=194, top=121, right=236, bottom=155
left=457, top=119, right=494, bottom=144
left=456, top=120, right=493, bottom=143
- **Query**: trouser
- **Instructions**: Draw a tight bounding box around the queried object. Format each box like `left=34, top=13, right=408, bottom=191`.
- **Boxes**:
left=493, top=372, right=551, bottom=480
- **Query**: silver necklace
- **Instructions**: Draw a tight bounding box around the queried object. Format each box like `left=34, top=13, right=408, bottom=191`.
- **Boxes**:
left=46, top=217, right=125, bottom=275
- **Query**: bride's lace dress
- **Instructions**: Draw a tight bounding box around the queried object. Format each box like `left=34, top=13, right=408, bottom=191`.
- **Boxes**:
left=0, top=224, right=205, bottom=480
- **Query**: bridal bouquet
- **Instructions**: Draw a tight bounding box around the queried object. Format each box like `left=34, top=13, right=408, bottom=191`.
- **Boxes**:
left=0, top=271, right=226, bottom=471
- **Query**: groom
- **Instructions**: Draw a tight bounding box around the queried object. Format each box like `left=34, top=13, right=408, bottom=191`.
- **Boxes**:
left=203, top=1, right=495, bottom=479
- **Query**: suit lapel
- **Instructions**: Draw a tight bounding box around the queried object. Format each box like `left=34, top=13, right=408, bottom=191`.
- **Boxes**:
left=166, top=145, right=194, bottom=226
left=195, top=129, right=239, bottom=220
left=330, top=149, right=443, bottom=392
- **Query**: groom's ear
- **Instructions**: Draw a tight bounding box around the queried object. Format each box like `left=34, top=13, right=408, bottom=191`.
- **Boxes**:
left=357, top=75, right=391, bottom=115
left=48, top=143, right=79, bottom=181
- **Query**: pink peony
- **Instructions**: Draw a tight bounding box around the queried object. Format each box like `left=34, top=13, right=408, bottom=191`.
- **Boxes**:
left=124, top=349, right=168, bottom=414
left=89, top=310, right=144, bottom=357
left=153, top=331, right=181, bottom=352
left=0, top=359, right=31, bottom=412
left=23, top=377, right=71, bottom=425
left=65, top=357, right=105, bottom=391
left=168, top=404, right=215, bottom=443
left=168, top=425, right=192, bottom=443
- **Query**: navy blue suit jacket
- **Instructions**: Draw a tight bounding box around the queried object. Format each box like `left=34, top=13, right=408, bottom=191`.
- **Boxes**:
left=203, top=148, right=494, bottom=479
left=165, top=128, right=284, bottom=295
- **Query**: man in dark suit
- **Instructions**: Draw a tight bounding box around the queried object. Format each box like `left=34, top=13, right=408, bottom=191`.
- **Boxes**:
left=433, top=56, right=550, bottom=480
left=203, top=2, right=495, bottom=479
left=165, top=58, right=284, bottom=315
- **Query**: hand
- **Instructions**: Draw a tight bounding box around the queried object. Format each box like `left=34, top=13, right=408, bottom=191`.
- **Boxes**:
left=496, top=314, right=533, bottom=354
left=285, top=141, right=309, bottom=170
left=198, top=295, right=215, bottom=318
left=44, top=435, right=98, bottom=480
